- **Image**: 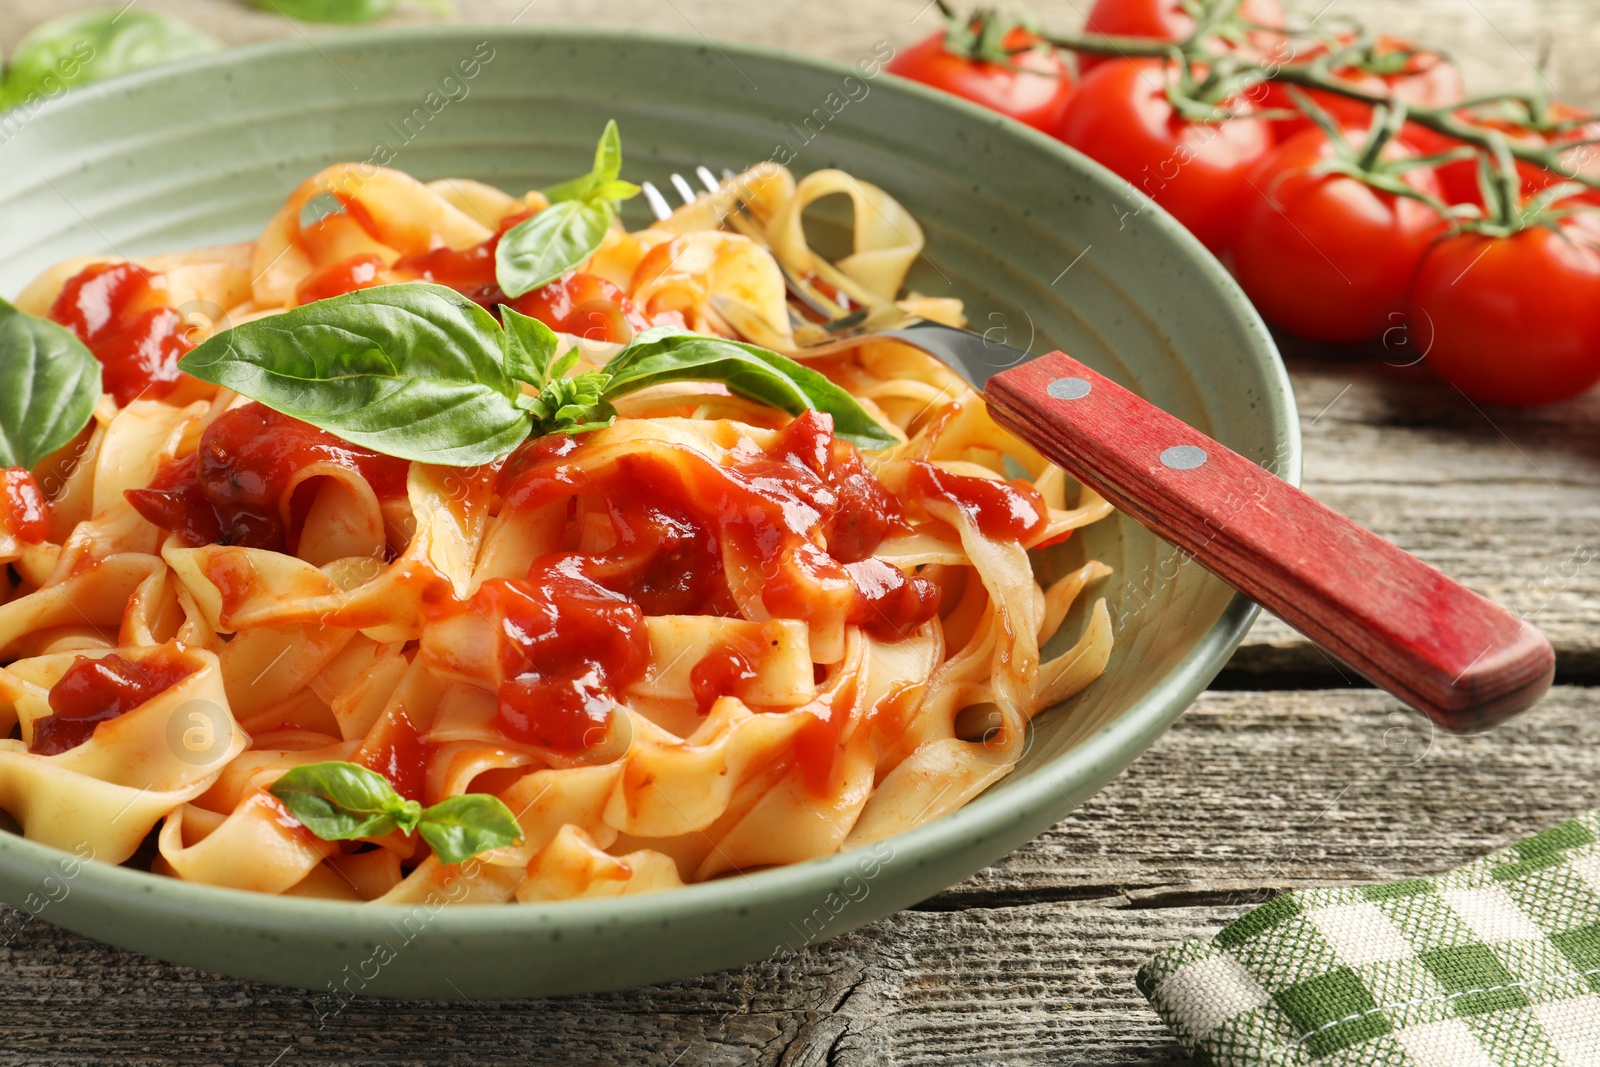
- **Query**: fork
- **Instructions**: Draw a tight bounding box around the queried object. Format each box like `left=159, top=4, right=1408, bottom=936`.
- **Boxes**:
left=640, top=169, right=1556, bottom=733
left=641, top=168, right=1000, bottom=366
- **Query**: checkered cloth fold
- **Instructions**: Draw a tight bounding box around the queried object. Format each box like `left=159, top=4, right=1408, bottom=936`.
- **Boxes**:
left=1138, top=810, right=1600, bottom=1065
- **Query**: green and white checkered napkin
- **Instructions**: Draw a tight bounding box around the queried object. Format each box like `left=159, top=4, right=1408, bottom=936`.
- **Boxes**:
left=1137, top=810, right=1600, bottom=1065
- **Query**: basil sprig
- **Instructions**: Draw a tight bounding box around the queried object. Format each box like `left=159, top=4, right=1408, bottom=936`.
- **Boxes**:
left=495, top=120, right=642, bottom=298
left=0, top=297, right=102, bottom=470
left=178, top=281, right=897, bottom=464
left=269, top=761, right=523, bottom=866
left=1, top=10, right=220, bottom=110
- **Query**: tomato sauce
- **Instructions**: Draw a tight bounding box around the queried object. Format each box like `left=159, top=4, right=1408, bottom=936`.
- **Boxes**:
left=126, top=401, right=409, bottom=552
left=49, top=262, right=195, bottom=406
left=1, top=467, right=49, bottom=543
left=353, top=705, right=433, bottom=803
left=485, top=410, right=938, bottom=750
left=506, top=272, right=656, bottom=345
left=293, top=253, right=388, bottom=306
left=690, top=642, right=759, bottom=714
left=908, top=460, right=1049, bottom=542
left=32, top=647, right=195, bottom=755
left=793, top=671, right=859, bottom=794
left=474, top=566, right=650, bottom=754
left=388, top=206, right=533, bottom=309
left=386, top=204, right=663, bottom=343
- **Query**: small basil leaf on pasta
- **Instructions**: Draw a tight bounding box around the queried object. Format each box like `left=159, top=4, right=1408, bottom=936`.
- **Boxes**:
left=501, top=307, right=562, bottom=388
left=495, top=200, right=615, bottom=299
left=499, top=122, right=642, bottom=298
left=543, top=119, right=629, bottom=205
left=416, top=794, right=524, bottom=865
left=603, top=328, right=900, bottom=450
left=0, top=297, right=102, bottom=470
left=269, top=762, right=422, bottom=840
left=0, top=11, right=219, bottom=109
left=178, top=282, right=532, bottom=466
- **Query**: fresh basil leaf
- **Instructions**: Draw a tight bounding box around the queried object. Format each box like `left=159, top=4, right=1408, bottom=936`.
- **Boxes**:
left=591, top=179, right=642, bottom=203
left=269, top=761, right=422, bottom=841
left=179, top=282, right=532, bottom=466
left=2, top=11, right=220, bottom=109
left=247, top=0, right=397, bottom=24
left=592, top=118, right=624, bottom=185
left=603, top=328, right=899, bottom=450
left=500, top=307, right=560, bottom=389
left=417, top=794, right=523, bottom=865
left=495, top=200, right=614, bottom=299
left=0, top=297, right=102, bottom=470
left=543, top=119, right=625, bottom=205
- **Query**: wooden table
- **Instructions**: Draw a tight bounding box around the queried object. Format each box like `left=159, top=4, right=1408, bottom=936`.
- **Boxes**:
left=2, top=2, right=1598, bottom=1063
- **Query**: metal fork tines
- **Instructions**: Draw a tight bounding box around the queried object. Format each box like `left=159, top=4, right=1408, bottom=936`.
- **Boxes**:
left=639, top=168, right=854, bottom=322
left=634, top=168, right=1023, bottom=371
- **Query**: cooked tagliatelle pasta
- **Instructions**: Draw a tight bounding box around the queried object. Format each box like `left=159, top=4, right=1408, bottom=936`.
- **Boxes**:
left=0, top=141, right=1115, bottom=904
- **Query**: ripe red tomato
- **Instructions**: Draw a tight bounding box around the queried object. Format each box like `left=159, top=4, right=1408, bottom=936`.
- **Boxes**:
left=508, top=272, right=655, bottom=345
left=1413, top=103, right=1600, bottom=207
left=1231, top=127, right=1447, bottom=343
left=1052, top=58, right=1272, bottom=252
left=886, top=27, right=1076, bottom=132
left=1407, top=223, right=1600, bottom=405
left=1259, top=36, right=1462, bottom=143
left=1079, top=0, right=1284, bottom=75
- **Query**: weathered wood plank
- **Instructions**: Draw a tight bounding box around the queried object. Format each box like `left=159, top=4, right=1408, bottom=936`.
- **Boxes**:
left=1, top=688, right=1593, bottom=1066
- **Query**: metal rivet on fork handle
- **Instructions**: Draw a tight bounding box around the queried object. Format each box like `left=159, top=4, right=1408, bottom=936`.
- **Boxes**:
left=1047, top=377, right=1092, bottom=400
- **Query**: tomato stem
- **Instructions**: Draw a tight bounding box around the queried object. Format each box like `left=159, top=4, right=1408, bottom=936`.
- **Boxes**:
left=1041, top=26, right=1600, bottom=194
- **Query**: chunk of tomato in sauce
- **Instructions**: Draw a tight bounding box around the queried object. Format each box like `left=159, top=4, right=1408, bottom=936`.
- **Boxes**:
left=390, top=206, right=536, bottom=308
left=690, top=642, right=760, bottom=714
left=474, top=567, right=650, bottom=754
left=125, top=401, right=409, bottom=552
left=507, top=272, right=657, bottom=345
left=31, top=647, right=195, bottom=756
left=292, top=253, right=388, bottom=306
left=908, top=460, right=1049, bottom=543
left=1, top=467, right=49, bottom=543
left=49, top=262, right=195, bottom=406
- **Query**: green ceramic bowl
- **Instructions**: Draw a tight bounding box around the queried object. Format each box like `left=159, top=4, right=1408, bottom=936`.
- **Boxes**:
left=0, top=27, right=1296, bottom=997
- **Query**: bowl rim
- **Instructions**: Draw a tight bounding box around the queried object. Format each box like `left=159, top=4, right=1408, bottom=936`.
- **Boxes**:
left=0, top=25, right=1298, bottom=938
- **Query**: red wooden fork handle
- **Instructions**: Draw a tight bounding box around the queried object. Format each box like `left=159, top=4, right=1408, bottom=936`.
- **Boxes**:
left=985, top=351, right=1554, bottom=733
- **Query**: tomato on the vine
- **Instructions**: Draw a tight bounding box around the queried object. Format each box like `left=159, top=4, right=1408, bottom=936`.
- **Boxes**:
left=1412, top=103, right=1600, bottom=207
left=1259, top=36, right=1462, bottom=143
left=1052, top=57, right=1272, bottom=252
left=1407, top=222, right=1600, bottom=405
left=886, top=25, right=1076, bottom=132
left=1231, top=126, right=1447, bottom=343
left=1078, top=0, right=1284, bottom=75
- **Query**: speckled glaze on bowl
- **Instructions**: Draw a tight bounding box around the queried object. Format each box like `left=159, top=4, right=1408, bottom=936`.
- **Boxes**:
left=0, top=27, right=1296, bottom=997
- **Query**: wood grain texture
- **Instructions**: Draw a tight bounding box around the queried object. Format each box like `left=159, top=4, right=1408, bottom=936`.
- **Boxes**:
left=0, top=2, right=1597, bottom=1064
left=2, top=688, right=1596, bottom=1067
